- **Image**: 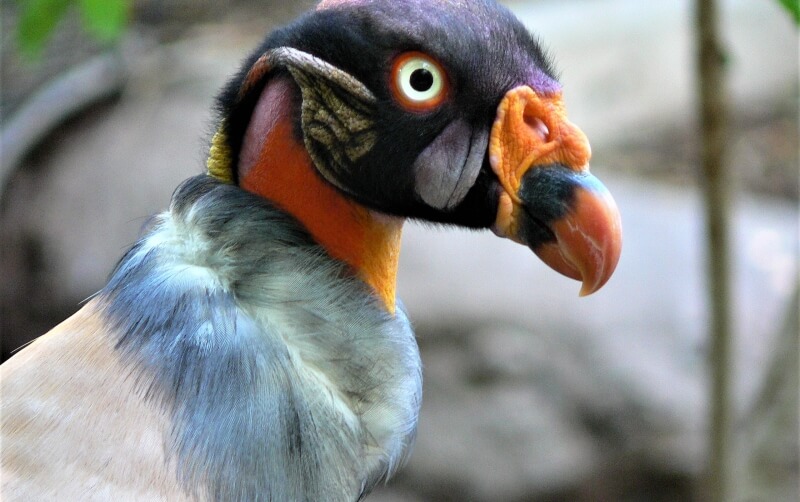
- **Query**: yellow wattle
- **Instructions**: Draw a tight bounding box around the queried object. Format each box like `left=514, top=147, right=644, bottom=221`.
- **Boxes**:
left=207, top=130, right=235, bottom=184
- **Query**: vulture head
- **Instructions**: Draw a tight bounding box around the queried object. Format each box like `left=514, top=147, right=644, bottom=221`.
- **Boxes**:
left=207, top=0, right=622, bottom=304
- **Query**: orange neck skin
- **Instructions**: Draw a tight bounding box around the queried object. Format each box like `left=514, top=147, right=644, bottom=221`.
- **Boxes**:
left=239, top=77, right=403, bottom=313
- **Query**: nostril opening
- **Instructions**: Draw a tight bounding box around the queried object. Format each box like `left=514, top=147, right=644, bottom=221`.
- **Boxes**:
left=524, top=114, right=550, bottom=142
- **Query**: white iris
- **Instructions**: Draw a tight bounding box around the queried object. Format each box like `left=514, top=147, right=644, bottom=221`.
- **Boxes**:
left=396, top=57, right=444, bottom=103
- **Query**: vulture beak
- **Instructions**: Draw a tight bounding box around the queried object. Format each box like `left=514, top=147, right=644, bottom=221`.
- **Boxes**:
left=489, top=86, right=622, bottom=296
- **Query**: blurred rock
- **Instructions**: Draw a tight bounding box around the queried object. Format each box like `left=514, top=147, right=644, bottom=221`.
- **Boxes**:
left=513, top=0, right=798, bottom=148
left=734, top=286, right=799, bottom=502
left=514, top=0, right=800, bottom=200
left=392, top=178, right=797, bottom=500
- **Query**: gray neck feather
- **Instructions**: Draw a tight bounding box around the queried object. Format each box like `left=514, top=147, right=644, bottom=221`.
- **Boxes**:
left=100, top=176, right=422, bottom=501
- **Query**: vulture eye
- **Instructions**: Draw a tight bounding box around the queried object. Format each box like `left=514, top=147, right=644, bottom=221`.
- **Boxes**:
left=390, top=52, right=448, bottom=112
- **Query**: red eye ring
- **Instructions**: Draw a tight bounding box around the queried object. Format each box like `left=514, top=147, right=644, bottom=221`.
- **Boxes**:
left=389, top=51, right=449, bottom=112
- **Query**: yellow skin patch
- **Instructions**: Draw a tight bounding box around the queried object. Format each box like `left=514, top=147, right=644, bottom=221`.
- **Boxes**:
left=489, top=86, right=591, bottom=240
left=207, top=131, right=234, bottom=184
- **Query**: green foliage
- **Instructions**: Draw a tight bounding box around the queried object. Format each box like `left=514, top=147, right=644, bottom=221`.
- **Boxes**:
left=78, top=0, right=128, bottom=42
left=778, top=0, right=800, bottom=24
left=17, top=0, right=71, bottom=58
left=16, top=0, right=129, bottom=59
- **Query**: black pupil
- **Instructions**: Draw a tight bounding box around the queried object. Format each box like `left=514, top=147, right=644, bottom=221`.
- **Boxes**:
left=409, top=68, right=434, bottom=92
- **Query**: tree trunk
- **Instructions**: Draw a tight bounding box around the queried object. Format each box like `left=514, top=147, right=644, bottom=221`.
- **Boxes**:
left=695, top=1, right=732, bottom=501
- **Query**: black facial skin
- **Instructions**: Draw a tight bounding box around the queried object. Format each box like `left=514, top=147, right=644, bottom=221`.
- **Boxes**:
left=215, top=0, right=558, bottom=230
left=516, top=164, right=580, bottom=249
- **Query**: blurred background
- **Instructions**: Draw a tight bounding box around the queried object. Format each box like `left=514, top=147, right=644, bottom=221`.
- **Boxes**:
left=1, top=0, right=797, bottom=500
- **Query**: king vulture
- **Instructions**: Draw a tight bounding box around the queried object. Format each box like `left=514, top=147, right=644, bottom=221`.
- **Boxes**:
left=1, top=0, right=622, bottom=500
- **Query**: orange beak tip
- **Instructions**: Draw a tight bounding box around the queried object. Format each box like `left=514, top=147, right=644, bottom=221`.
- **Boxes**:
left=526, top=182, right=622, bottom=297
left=560, top=186, right=622, bottom=296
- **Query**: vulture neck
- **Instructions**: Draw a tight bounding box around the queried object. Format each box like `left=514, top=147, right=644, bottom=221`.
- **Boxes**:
left=238, top=76, right=403, bottom=313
